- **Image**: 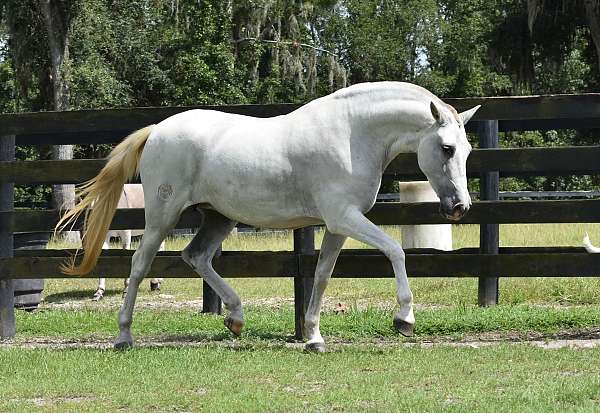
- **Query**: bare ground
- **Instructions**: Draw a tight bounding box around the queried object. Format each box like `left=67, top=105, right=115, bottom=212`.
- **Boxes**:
left=40, top=292, right=442, bottom=312
left=7, top=292, right=599, bottom=351
left=2, top=328, right=600, bottom=351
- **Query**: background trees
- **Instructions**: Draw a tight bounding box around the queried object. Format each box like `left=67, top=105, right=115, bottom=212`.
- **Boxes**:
left=1, top=0, right=598, bottom=206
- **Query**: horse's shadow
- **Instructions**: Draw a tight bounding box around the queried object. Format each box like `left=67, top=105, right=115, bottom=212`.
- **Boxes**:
left=131, top=330, right=299, bottom=351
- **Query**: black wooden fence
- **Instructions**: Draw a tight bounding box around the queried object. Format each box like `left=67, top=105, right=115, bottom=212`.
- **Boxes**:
left=1, top=94, right=600, bottom=339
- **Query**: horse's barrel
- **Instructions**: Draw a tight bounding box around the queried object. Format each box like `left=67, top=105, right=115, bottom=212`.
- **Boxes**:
left=13, top=232, right=50, bottom=311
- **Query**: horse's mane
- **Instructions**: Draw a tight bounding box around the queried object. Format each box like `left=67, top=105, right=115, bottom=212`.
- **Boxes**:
left=330, top=81, right=460, bottom=123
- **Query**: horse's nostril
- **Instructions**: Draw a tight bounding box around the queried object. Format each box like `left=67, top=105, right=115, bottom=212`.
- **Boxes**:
left=452, top=203, right=466, bottom=217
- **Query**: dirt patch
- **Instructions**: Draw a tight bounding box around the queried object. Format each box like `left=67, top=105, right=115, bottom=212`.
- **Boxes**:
left=40, top=293, right=443, bottom=313
left=3, top=330, right=600, bottom=351
left=9, top=396, right=97, bottom=407
left=40, top=294, right=298, bottom=311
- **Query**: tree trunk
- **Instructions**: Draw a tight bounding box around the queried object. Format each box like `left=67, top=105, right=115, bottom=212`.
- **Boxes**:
left=40, top=0, right=80, bottom=243
left=584, top=0, right=600, bottom=72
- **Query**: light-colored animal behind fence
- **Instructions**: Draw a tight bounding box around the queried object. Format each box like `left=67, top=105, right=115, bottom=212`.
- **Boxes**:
left=93, top=184, right=164, bottom=301
left=583, top=233, right=600, bottom=253
left=56, top=81, right=480, bottom=352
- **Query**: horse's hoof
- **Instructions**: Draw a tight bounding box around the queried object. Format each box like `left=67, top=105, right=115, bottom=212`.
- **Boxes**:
left=304, top=342, right=326, bottom=353
left=224, top=316, right=244, bottom=336
left=393, top=318, right=415, bottom=337
left=92, top=289, right=104, bottom=301
left=150, top=282, right=161, bottom=292
left=114, top=339, right=133, bottom=350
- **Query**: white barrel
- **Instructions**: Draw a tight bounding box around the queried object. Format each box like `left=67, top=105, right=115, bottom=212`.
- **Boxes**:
left=398, top=181, right=452, bottom=250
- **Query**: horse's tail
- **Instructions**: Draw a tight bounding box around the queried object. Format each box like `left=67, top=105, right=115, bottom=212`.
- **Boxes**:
left=583, top=233, right=600, bottom=253
left=55, top=125, right=154, bottom=275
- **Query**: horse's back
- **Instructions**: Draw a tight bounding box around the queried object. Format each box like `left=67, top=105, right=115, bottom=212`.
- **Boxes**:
left=137, top=104, right=376, bottom=227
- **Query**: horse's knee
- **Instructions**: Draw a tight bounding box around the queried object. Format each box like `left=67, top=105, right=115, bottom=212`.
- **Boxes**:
left=386, top=246, right=405, bottom=263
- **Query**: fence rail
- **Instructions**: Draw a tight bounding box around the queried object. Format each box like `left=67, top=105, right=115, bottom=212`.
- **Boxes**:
left=3, top=248, right=600, bottom=279
left=2, top=200, right=600, bottom=233
left=378, top=191, right=600, bottom=201
left=2, top=93, right=600, bottom=137
left=2, top=146, right=600, bottom=184
left=1, top=92, right=600, bottom=339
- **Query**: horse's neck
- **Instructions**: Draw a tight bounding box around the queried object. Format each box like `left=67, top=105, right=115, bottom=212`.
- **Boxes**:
left=335, top=86, right=434, bottom=161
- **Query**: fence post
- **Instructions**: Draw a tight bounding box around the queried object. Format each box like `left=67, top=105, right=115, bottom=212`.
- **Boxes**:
left=294, top=227, right=315, bottom=339
left=202, top=244, right=222, bottom=314
left=0, top=134, right=16, bottom=339
left=478, top=120, right=499, bottom=306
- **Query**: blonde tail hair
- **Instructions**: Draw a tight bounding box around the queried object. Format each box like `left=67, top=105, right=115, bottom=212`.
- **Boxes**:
left=55, top=125, right=154, bottom=275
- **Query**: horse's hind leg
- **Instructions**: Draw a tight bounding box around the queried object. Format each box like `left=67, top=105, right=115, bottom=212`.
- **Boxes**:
left=93, top=235, right=112, bottom=301
left=181, top=209, right=243, bottom=335
left=150, top=241, right=165, bottom=292
left=115, top=221, right=177, bottom=350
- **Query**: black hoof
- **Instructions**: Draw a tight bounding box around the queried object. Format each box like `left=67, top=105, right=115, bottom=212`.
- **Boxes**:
left=150, top=282, right=161, bottom=292
left=304, top=342, right=326, bottom=353
left=224, top=317, right=244, bottom=336
left=393, top=318, right=415, bottom=337
left=114, top=340, right=133, bottom=350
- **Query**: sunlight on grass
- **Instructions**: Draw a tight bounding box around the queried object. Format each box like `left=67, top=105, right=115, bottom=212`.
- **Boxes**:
left=2, top=345, right=600, bottom=413
left=49, top=223, right=600, bottom=251
left=13, top=224, right=600, bottom=413
left=44, top=223, right=600, bottom=307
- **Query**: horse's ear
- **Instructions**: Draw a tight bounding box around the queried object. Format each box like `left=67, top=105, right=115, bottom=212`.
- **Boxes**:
left=459, top=105, right=481, bottom=125
left=430, top=101, right=444, bottom=125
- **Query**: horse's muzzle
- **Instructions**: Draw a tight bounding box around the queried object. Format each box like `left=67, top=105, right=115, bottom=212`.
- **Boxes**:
left=440, top=202, right=468, bottom=221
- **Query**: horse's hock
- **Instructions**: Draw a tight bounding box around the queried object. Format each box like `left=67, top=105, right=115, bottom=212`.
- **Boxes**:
left=398, top=182, right=452, bottom=250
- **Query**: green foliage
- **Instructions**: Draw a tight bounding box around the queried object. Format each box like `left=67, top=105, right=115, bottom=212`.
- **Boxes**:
left=1, top=0, right=600, bottom=207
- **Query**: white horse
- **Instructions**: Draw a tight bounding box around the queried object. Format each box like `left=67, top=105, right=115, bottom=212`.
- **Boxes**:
left=583, top=233, right=600, bottom=253
left=57, top=81, right=479, bottom=351
left=92, top=184, right=164, bottom=301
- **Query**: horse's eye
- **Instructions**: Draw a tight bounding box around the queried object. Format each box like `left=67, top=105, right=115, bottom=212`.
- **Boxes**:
left=441, top=144, right=455, bottom=157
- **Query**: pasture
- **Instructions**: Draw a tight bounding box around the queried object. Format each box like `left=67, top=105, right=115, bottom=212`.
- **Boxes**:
left=2, top=223, right=600, bottom=412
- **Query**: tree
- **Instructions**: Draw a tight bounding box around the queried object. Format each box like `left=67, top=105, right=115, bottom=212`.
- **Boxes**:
left=39, top=1, right=81, bottom=242
left=528, top=0, right=600, bottom=77
left=230, top=0, right=346, bottom=103
left=2, top=1, right=81, bottom=240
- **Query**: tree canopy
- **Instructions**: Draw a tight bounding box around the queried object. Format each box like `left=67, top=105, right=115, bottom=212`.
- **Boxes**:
left=1, top=0, right=599, bottom=203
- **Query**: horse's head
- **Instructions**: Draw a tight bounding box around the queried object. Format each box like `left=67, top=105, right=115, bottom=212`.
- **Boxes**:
left=417, top=102, right=480, bottom=221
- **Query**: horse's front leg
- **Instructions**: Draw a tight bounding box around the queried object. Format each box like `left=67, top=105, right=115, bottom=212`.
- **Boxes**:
left=326, top=207, right=415, bottom=337
left=304, top=230, right=346, bottom=352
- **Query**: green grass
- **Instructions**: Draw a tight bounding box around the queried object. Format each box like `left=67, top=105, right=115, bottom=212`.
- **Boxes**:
left=5, top=223, right=600, bottom=412
left=1, top=345, right=600, bottom=412
left=11, top=305, right=600, bottom=341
